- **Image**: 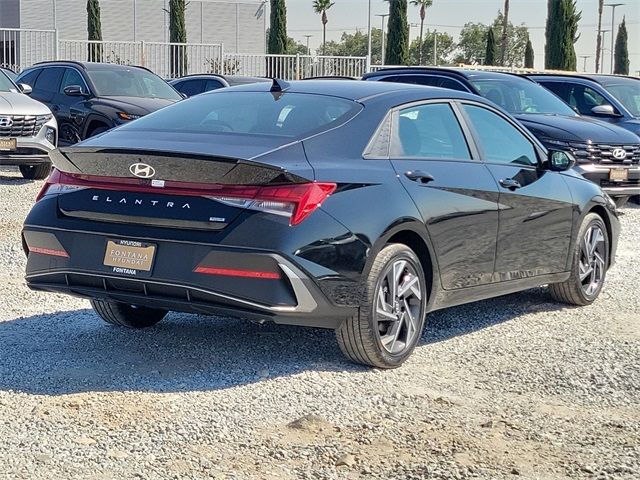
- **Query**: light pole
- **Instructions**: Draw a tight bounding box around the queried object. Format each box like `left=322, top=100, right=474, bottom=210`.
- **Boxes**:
left=599, top=29, right=611, bottom=71
left=605, top=3, right=624, bottom=74
left=303, top=35, right=313, bottom=55
left=367, top=0, right=372, bottom=71
left=376, top=13, right=389, bottom=66
left=578, top=55, right=591, bottom=72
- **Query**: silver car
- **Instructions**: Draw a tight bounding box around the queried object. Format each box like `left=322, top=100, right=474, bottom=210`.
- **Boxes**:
left=0, top=69, right=57, bottom=180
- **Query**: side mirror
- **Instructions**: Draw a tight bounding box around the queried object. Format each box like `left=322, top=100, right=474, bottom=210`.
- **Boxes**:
left=548, top=149, right=576, bottom=172
left=591, top=104, right=619, bottom=117
left=63, top=85, right=87, bottom=97
left=18, top=83, right=32, bottom=95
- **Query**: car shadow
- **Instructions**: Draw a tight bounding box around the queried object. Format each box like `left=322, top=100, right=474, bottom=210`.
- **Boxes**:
left=0, top=288, right=563, bottom=395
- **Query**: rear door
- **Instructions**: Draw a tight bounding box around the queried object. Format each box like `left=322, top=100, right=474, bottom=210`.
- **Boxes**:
left=459, top=102, right=574, bottom=280
left=55, top=67, right=89, bottom=144
left=31, top=67, right=64, bottom=107
left=387, top=101, right=500, bottom=289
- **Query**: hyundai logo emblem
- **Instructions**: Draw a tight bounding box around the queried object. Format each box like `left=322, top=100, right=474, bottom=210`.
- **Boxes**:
left=612, top=148, right=627, bottom=160
left=129, top=163, right=156, bottom=179
left=0, top=117, right=13, bottom=128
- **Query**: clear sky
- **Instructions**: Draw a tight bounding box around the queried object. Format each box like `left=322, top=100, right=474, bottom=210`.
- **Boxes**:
left=283, top=0, right=640, bottom=74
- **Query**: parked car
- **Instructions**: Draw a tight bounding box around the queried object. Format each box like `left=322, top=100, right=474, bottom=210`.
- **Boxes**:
left=0, top=67, right=57, bottom=180
left=363, top=68, right=640, bottom=207
left=23, top=80, right=619, bottom=368
left=528, top=74, right=640, bottom=137
left=169, top=74, right=269, bottom=97
left=1, top=67, right=18, bottom=83
left=16, top=61, right=182, bottom=146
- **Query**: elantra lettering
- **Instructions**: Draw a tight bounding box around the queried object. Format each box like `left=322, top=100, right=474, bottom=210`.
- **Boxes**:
left=91, top=195, right=190, bottom=209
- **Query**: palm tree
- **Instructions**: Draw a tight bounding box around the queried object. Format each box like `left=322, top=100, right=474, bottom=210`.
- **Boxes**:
left=313, top=0, right=335, bottom=56
left=410, top=0, right=433, bottom=65
left=595, top=0, right=604, bottom=72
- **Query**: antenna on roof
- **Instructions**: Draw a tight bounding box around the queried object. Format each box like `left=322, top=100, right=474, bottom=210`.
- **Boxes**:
left=270, top=78, right=290, bottom=93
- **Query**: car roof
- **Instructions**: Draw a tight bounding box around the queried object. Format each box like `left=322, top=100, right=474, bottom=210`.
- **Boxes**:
left=207, top=79, right=488, bottom=104
left=364, top=67, right=537, bottom=83
left=528, top=73, right=640, bottom=84
left=30, top=61, right=152, bottom=73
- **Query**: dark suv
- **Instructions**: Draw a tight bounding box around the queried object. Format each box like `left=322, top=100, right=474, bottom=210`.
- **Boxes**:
left=528, top=74, right=640, bottom=137
left=16, top=61, right=182, bottom=146
left=363, top=68, right=640, bottom=206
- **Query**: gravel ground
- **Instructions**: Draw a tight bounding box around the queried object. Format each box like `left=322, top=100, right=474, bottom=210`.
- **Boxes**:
left=0, top=166, right=638, bottom=480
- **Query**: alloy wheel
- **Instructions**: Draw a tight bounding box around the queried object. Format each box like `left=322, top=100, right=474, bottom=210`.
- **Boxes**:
left=579, top=225, right=606, bottom=297
left=375, top=259, right=423, bottom=355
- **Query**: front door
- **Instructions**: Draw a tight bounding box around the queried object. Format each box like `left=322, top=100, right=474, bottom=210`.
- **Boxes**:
left=388, top=101, right=500, bottom=289
left=460, top=103, right=574, bottom=280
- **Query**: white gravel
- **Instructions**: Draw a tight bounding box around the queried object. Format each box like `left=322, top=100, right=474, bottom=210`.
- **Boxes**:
left=0, top=166, right=639, bottom=479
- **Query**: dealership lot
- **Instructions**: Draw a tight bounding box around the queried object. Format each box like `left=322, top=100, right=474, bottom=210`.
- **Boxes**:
left=0, top=167, right=638, bottom=479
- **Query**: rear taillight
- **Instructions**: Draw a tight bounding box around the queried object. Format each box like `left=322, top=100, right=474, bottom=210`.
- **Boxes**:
left=36, top=169, right=336, bottom=226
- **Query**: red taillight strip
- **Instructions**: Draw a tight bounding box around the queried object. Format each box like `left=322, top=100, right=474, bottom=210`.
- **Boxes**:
left=194, top=266, right=281, bottom=279
left=29, top=246, right=69, bottom=258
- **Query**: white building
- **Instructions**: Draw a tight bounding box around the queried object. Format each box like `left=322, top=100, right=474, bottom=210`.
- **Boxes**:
left=1, top=0, right=267, bottom=53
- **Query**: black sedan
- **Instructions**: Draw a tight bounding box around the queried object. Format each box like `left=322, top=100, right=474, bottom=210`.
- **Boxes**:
left=23, top=80, right=619, bottom=368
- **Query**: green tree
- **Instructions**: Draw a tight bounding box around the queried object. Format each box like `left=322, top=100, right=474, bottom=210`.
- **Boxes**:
left=614, top=16, right=629, bottom=75
left=268, top=0, right=287, bottom=54
left=524, top=37, right=534, bottom=68
left=545, top=0, right=581, bottom=71
left=410, top=0, right=433, bottom=65
left=485, top=28, right=496, bottom=65
left=408, top=30, right=455, bottom=66
left=324, top=29, right=384, bottom=65
left=168, top=0, right=187, bottom=77
left=286, top=37, right=308, bottom=55
left=87, top=0, right=103, bottom=62
left=385, top=0, right=409, bottom=65
left=313, top=0, right=334, bottom=56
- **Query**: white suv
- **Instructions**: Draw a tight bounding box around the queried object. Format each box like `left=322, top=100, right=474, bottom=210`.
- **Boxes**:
left=0, top=69, right=57, bottom=180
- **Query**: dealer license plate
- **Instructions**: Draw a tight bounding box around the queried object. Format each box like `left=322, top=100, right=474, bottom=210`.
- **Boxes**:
left=103, top=239, right=156, bottom=275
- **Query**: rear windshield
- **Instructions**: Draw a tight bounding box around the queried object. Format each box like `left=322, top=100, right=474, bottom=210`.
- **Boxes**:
left=600, top=77, right=640, bottom=117
left=120, top=91, right=362, bottom=138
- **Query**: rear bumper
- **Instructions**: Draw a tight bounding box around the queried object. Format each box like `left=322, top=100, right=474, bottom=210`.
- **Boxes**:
left=22, top=226, right=355, bottom=329
left=576, top=164, right=640, bottom=197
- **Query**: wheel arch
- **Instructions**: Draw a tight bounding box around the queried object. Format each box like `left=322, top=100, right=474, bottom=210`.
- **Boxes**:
left=586, top=203, right=614, bottom=267
left=83, top=115, right=112, bottom=139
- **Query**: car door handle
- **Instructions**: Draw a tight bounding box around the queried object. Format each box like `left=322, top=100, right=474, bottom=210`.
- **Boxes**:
left=499, top=178, right=522, bottom=190
left=404, top=170, right=435, bottom=184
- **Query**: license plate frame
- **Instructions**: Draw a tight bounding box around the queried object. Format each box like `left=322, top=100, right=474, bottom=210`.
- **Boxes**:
left=609, top=168, right=628, bottom=182
left=0, top=138, right=17, bottom=151
left=103, top=239, right=157, bottom=276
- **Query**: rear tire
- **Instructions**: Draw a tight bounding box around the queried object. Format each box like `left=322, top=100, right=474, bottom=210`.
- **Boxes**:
left=549, top=213, right=609, bottom=306
left=91, top=299, right=166, bottom=328
left=19, top=163, right=51, bottom=180
left=336, top=244, right=427, bottom=369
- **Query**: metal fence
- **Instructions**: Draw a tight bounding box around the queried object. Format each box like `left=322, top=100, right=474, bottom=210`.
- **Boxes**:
left=0, top=28, right=57, bottom=72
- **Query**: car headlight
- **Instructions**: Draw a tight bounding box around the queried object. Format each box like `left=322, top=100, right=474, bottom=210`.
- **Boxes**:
left=117, top=112, right=143, bottom=121
left=45, top=126, right=56, bottom=146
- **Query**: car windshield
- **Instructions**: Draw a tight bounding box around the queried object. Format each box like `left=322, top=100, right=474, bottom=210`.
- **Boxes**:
left=600, top=78, right=640, bottom=117
left=120, top=91, right=362, bottom=138
left=0, top=71, right=17, bottom=92
left=469, top=76, right=577, bottom=116
left=86, top=67, right=181, bottom=100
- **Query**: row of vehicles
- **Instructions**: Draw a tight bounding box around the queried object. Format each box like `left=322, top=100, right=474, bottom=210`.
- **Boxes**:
left=1, top=61, right=637, bottom=367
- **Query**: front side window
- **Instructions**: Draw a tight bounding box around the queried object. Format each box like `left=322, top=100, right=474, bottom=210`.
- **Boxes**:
left=569, top=85, right=610, bottom=115
left=120, top=91, right=361, bottom=139
left=391, top=103, right=471, bottom=160
left=60, top=68, right=87, bottom=93
left=463, top=104, right=538, bottom=167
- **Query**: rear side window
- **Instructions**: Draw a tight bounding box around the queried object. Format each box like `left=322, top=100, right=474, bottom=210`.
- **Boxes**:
left=121, top=91, right=361, bottom=138
left=34, top=67, right=64, bottom=93
left=176, top=79, right=205, bottom=96
left=205, top=79, right=224, bottom=91
left=391, top=103, right=471, bottom=160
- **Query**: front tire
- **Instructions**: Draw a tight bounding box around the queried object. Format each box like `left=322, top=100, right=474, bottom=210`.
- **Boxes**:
left=91, top=299, right=167, bottom=328
left=336, top=244, right=427, bottom=369
left=549, top=213, right=609, bottom=306
left=19, top=163, right=51, bottom=180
